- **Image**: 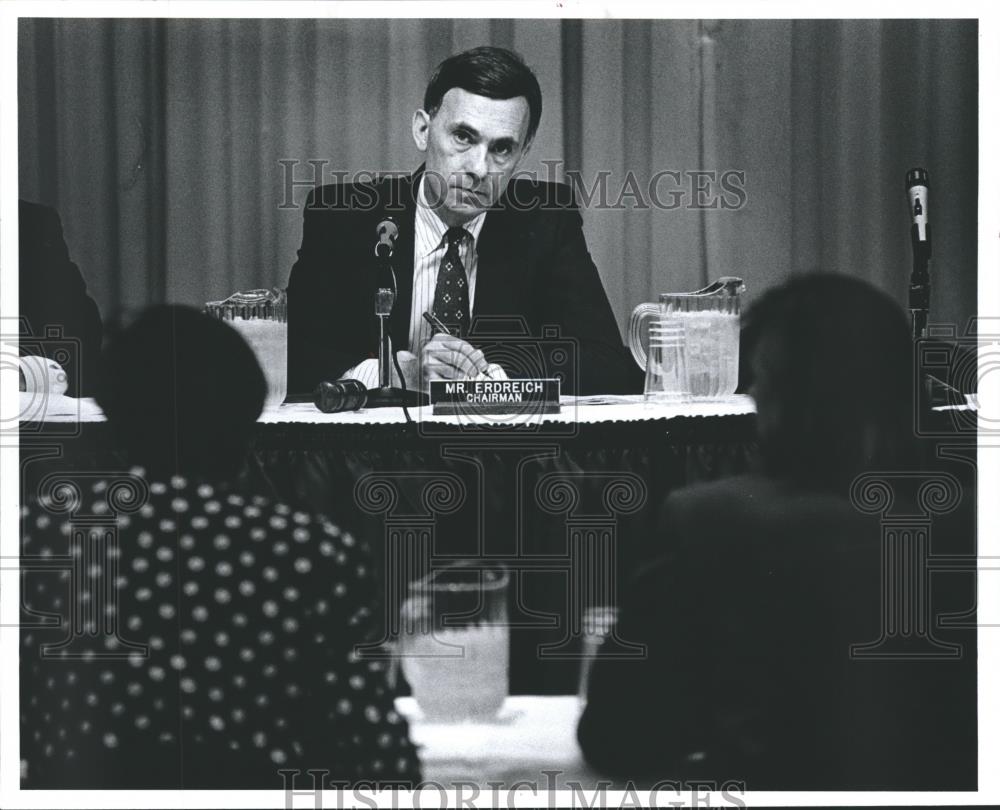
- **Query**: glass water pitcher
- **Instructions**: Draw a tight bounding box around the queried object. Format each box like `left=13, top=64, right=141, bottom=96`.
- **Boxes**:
left=205, top=288, right=288, bottom=410
left=627, top=277, right=745, bottom=400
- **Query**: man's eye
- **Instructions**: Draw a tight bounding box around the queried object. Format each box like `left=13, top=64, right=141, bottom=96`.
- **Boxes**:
left=493, top=145, right=513, bottom=158
left=454, top=131, right=472, bottom=144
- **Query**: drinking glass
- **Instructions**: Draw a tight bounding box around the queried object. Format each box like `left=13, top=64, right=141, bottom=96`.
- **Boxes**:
left=398, top=562, right=509, bottom=722
left=578, top=606, right=619, bottom=701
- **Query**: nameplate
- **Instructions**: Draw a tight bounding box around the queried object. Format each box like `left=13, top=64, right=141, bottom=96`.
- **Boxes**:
left=430, top=379, right=561, bottom=416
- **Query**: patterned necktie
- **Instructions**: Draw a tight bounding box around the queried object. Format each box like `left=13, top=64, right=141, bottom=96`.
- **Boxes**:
left=431, top=227, right=471, bottom=337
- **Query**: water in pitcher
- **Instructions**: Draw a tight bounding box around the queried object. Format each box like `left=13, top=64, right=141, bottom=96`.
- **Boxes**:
left=205, top=288, right=288, bottom=411
left=671, top=310, right=740, bottom=398
left=628, top=277, right=744, bottom=400
left=401, top=624, right=509, bottom=721
left=226, top=317, right=288, bottom=410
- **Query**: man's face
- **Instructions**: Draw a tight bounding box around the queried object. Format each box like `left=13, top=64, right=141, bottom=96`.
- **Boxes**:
left=412, top=87, right=532, bottom=226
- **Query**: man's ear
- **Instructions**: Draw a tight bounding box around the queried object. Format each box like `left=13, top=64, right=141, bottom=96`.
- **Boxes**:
left=412, top=109, right=430, bottom=152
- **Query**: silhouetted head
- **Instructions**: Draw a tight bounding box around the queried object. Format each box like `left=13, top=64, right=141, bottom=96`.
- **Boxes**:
left=98, top=305, right=266, bottom=480
left=742, top=274, right=915, bottom=492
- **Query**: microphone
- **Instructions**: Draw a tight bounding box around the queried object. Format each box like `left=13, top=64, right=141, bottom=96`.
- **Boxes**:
left=365, top=215, right=424, bottom=407
left=375, top=217, right=399, bottom=259
left=906, top=168, right=931, bottom=255
left=314, top=379, right=367, bottom=413
left=905, top=168, right=931, bottom=340
left=373, top=218, right=399, bottom=390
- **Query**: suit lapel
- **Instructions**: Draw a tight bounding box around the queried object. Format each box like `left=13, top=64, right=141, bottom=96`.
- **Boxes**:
left=474, top=202, right=531, bottom=322
left=388, top=170, right=419, bottom=351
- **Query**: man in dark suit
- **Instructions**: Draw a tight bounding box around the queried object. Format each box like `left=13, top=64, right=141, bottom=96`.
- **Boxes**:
left=19, top=199, right=103, bottom=397
left=577, top=275, right=977, bottom=789
left=287, top=46, right=639, bottom=396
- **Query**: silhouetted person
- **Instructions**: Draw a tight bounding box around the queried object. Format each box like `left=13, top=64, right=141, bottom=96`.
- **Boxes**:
left=19, top=200, right=103, bottom=397
left=21, top=306, right=420, bottom=788
left=98, top=305, right=267, bottom=480
left=740, top=272, right=918, bottom=492
left=578, top=274, right=976, bottom=789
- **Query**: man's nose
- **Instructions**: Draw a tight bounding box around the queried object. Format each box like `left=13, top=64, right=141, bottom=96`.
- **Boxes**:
left=463, top=144, right=489, bottom=183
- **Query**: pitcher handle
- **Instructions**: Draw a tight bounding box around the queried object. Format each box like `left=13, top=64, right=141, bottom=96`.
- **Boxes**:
left=627, top=303, right=661, bottom=370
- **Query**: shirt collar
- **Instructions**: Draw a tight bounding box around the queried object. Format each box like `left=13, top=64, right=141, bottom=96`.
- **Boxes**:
left=416, top=177, right=487, bottom=258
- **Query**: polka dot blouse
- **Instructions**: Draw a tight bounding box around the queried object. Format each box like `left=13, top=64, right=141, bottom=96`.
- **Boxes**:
left=20, top=468, right=421, bottom=789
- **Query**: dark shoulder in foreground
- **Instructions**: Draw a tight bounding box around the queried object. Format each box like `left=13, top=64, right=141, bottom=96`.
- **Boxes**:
left=20, top=198, right=59, bottom=228
left=663, top=473, right=864, bottom=527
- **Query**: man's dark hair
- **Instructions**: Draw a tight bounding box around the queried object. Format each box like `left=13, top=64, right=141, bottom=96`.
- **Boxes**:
left=742, top=273, right=915, bottom=492
left=423, top=46, right=542, bottom=145
left=98, top=304, right=267, bottom=479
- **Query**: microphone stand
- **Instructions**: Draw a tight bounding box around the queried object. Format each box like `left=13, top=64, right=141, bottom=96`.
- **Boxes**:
left=906, top=167, right=955, bottom=412
left=365, top=245, right=427, bottom=409
left=906, top=168, right=931, bottom=341
left=909, top=238, right=930, bottom=341
left=376, top=286, right=395, bottom=389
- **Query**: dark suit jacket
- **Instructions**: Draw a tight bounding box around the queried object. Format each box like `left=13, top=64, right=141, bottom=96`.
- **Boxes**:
left=19, top=199, right=103, bottom=397
left=286, top=170, right=641, bottom=396
left=577, top=474, right=977, bottom=790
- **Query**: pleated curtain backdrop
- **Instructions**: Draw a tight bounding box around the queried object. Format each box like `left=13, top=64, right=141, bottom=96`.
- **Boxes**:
left=18, top=18, right=977, bottom=335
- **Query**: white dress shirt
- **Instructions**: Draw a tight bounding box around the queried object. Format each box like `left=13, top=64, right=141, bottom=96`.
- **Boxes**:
left=343, top=178, right=505, bottom=387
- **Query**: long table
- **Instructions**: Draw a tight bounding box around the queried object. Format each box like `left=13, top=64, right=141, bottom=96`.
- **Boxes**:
left=20, top=394, right=759, bottom=694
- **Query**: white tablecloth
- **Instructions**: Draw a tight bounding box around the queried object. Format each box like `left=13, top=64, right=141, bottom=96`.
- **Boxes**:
left=395, top=695, right=600, bottom=787
left=22, top=392, right=757, bottom=426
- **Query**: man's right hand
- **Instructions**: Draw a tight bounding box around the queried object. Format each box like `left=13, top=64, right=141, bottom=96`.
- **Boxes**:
left=420, top=334, right=490, bottom=389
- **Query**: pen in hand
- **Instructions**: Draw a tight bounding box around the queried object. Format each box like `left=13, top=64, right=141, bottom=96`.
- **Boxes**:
left=421, top=312, right=494, bottom=379
left=422, top=311, right=452, bottom=337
